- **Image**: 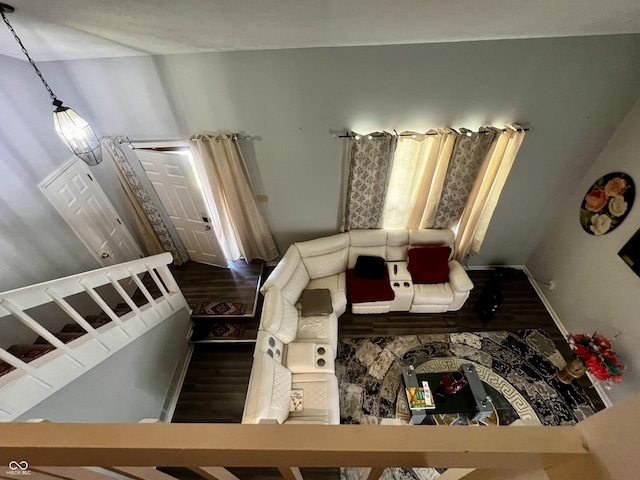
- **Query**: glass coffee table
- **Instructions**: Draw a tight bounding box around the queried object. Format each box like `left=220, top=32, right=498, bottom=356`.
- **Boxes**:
left=401, top=363, right=493, bottom=425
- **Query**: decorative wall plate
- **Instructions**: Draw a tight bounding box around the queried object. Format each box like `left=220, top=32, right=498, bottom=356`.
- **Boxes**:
left=580, top=172, right=634, bottom=235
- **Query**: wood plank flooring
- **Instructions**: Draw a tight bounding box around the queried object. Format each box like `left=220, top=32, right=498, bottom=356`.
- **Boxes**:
left=169, top=260, right=264, bottom=316
left=172, top=267, right=604, bottom=428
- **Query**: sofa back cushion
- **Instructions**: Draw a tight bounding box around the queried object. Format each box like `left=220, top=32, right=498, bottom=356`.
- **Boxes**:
left=409, top=229, right=455, bottom=257
left=260, top=287, right=299, bottom=344
left=262, top=245, right=310, bottom=305
left=386, top=229, right=409, bottom=261
left=296, top=233, right=350, bottom=280
left=407, top=246, right=451, bottom=284
left=348, top=229, right=388, bottom=268
left=242, top=352, right=292, bottom=424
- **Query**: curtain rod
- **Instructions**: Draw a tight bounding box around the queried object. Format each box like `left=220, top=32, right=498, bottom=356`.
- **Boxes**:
left=119, top=134, right=253, bottom=148
left=334, top=127, right=530, bottom=139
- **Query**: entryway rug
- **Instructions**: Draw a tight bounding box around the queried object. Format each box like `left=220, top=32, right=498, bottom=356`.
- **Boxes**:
left=336, top=329, right=596, bottom=480
left=189, top=321, right=246, bottom=342
left=193, top=301, right=248, bottom=316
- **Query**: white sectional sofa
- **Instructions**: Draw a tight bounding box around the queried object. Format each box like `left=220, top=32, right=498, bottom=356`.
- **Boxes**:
left=241, top=228, right=474, bottom=425
left=262, top=228, right=473, bottom=316
left=242, top=350, right=340, bottom=425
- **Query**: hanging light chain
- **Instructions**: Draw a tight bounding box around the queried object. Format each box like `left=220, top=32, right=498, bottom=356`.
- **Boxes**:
left=1, top=8, right=58, bottom=102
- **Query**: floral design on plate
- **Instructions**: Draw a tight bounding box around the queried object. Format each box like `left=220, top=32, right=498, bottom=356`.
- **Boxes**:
left=580, top=172, right=634, bottom=235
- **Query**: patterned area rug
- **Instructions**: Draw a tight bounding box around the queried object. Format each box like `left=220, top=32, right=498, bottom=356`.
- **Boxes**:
left=193, top=301, right=248, bottom=316
left=336, top=330, right=596, bottom=480
left=190, top=321, right=246, bottom=341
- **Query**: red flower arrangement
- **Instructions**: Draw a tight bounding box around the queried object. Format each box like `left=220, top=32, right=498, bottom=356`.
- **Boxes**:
left=567, top=333, right=624, bottom=384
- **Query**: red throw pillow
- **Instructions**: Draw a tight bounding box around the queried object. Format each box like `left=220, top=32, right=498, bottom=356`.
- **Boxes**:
left=407, top=246, right=451, bottom=284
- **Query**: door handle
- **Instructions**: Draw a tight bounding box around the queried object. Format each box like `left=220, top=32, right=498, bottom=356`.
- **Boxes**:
left=101, top=252, right=111, bottom=259
left=205, top=225, right=211, bottom=231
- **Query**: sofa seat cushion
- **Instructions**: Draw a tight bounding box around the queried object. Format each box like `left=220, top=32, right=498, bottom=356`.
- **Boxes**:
left=346, top=269, right=395, bottom=304
left=307, top=273, right=347, bottom=316
left=296, top=312, right=338, bottom=355
left=413, top=282, right=454, bottom=305
left=286, top=372, right=340, bottom=425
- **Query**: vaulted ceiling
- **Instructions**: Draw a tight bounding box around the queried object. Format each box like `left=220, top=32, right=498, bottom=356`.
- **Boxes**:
left=1, top=0, right=639, bottom=61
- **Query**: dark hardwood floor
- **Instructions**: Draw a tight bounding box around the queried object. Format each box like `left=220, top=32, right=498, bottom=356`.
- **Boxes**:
left=172, top=267, right=604, bottom=428
left=169, top=260, right=264, bottom=316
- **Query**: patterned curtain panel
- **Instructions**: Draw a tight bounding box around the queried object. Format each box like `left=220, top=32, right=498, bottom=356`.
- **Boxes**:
left=433, top=128, right=497, bottom=229
left=455, top=125, right=526, bottom=260
left=341, top=132, right=397, bottom=231
left=189, top=134, right=279, bottom=263
left=101, top=137, right=190, bottom=265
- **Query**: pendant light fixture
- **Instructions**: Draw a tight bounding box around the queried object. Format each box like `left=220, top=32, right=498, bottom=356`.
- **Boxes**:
left=0, top=3, right=101, bottom=165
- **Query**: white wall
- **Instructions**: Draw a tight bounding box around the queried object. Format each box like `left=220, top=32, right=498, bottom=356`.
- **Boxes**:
left=528, top=98, right=640, bottom=405
left=15, top=309, right=191, bottom=422
left=0, top=54, right=149, bottom=291
left=30, top=34, right=640, bottom=265
left=0, top=53, right=152, bottom=346
left=0, top=55, right=100, bottom=292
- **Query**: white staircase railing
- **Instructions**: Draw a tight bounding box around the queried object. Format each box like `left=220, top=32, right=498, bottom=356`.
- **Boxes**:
left=0, top=253, right=189, bottom=421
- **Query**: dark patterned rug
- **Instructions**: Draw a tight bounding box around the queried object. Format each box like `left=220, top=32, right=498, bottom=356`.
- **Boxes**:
left=336, top=329, right=596, bottom=480
left=193, top=301, right=248, bottom=316
left=189, top=321, right=246, bottom=342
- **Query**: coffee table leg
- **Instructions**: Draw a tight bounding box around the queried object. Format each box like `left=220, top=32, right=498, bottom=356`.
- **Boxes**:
left=410, top=411, right=427, bottom=425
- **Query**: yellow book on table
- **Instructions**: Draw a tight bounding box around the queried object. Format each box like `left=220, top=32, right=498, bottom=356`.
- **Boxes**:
left=405, top=382, right=435, bottom=410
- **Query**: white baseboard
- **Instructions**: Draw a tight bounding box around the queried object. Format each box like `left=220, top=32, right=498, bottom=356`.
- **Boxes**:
left=160, top=344, right=194, bottom=423
left=467, top=265, right=612, bottom=408
left=519, top=265, right=612, bottom=408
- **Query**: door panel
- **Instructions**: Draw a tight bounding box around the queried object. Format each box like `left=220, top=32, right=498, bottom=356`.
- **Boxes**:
left=136, top=150, right=227, bottom=267
left=41, top=159, right=143, bottom=266
left=150, top=181, right=180, bottom=218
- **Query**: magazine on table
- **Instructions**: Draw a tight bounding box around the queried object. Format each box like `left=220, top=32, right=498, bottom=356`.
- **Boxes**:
left=405, top=381, right=435, bottom=410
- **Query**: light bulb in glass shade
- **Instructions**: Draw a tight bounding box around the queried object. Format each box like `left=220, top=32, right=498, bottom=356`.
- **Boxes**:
left=53, top=101, right=101, bottom=166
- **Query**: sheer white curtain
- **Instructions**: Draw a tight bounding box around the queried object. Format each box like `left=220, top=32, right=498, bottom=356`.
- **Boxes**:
left=189, top=134, right=279, bottom=263
left=454, top=125, right=526, bottom=260
left=380, top=129, right=457, bottom=229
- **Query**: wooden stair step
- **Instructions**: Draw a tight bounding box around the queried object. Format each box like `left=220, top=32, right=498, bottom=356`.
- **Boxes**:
left=115, top=303, right=132, bottom=314
left=0, top=302, right=135, bottom=379
left=0, top=361, right=15, bottom=377
left=0, top=344, right=58, bottom=377
left=7, top=344, right=56, bottom=362
left=34, top=332, right=86, bottom=345
left=61, top=318, right=111, bottom=332
left=84, top=313, right=112, bottom=323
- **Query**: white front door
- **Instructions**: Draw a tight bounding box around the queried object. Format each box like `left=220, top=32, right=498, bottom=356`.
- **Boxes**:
left=135, top=150, right=228, bottom=268
left=40, top=159, right=143, bottom=266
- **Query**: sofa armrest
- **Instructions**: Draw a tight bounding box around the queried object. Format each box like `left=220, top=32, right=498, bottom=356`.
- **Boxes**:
left=448, top=260, right=474, bottom=292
